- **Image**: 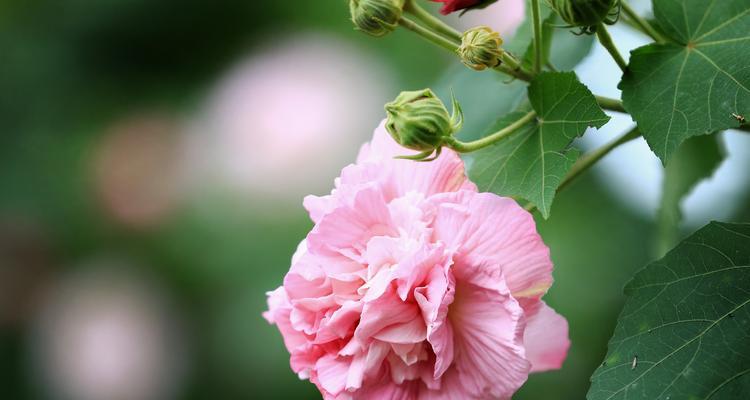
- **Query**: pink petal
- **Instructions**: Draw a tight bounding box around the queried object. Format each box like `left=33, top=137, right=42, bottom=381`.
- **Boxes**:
left=307, top=184, right=395, bottom=263
left=431, top=190, right=553, bottom=302
left=446, top=276, right=530, bottom=399
left=353, top=287, right=420, bottom=348
left=414, top=261, right=455, bottom=379
left=373, top=317, right=427, bottom=344
left=315, top=354, right=350, bottom=396
left=524, top=301, right=570, bottom=372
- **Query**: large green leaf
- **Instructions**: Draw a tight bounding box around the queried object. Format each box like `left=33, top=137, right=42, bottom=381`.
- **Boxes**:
left=620, top=0, right=750, bottom=164
left=656, top=134, right=725, bottom=256
left=468, top=72, right=609, bottom=218
left=588, top=222, right=750, bottom=400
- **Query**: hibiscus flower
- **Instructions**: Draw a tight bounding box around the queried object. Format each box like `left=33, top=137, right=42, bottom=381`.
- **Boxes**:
left=264, top=121, right=569, bottom=399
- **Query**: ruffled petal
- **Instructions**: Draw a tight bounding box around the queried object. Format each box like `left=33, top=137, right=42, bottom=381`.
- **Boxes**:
left=445, top=274, right=530, bottom=399
left=431, top=190, right=553, bottom=302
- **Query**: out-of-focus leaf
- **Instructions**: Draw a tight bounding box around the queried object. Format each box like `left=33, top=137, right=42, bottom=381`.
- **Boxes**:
left=588, top=221, right=750, bottom=400
left=656, top=134, right=724, bottom=256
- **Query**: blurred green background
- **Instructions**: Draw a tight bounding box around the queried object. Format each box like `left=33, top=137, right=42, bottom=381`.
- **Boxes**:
left=1, top=1, right=748, bottom=399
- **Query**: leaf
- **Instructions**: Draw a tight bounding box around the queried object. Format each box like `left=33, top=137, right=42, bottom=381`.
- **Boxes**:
left=587, top=222, right=750, bottom=400
left=620, top=0, right=750, bottom=164
left=468, top=72, right=610, bottom=218
left=656, top=134, right=725, bottom=256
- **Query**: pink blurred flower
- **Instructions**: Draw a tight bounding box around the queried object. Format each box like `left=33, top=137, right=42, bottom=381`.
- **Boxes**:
left=443, top=0, right=525, bottom=36
left=264, top=123, right=569, bottom=399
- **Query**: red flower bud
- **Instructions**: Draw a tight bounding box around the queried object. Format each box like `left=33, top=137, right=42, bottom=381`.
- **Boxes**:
left=431, top=0, right=496, bottom=15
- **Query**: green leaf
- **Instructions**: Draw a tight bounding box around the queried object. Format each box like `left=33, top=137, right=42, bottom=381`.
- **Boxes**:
left=620, top=0, right=750, bottom=164
left=656, top=134, right=725, bottom=256
left=588, top=222, right=750, bottom=400
left=468, top=72, right=610, bottom=218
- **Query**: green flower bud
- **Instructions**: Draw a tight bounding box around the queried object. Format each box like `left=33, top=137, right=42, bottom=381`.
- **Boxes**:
left=547, top=0, right=620, bottom=34
left=458, top=26, right=504, bottom=71
left=384, top=89, right=463, bottom=160
left=349, top=0, right=405, bottom=37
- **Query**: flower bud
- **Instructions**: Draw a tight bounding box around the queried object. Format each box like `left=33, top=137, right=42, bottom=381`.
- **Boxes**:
left=458, top=26, right=504, bottom=71
left=384, top=89, right=463, bottom=158
left=547, top=0, right=620, bottom=33
left=349, top=0, right=405, bottom=37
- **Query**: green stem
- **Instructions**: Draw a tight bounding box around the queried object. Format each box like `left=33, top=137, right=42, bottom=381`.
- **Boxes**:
left=494, top=62, right=534, bottom=82
left=596, top=24, right=628, bottom=72
left=404, top=0, right=461, bottom=43
left=523, top=127, right=642, bottom=212
left=620, top=0, right=666, bottom=43
left=398, top=16, right=458, bottom=53
left=530, top=0, right=543, bottom=74
left=595, top=96, right=627, bottom=113
left=446, top=110, right=537, bottom=153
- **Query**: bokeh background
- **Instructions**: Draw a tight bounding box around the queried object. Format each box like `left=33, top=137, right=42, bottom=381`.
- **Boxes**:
left=1, top=0, right=749, bottom=399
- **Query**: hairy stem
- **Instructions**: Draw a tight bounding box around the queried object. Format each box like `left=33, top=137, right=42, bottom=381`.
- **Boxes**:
left=524, top=127, right=642, bottom=212
left=620, top=0, right=666, bottom=43
left=596, top=24, right=628, bottom=72
left=530, top=0, right=543, bottom=74
left=595, top=96, right=627, bottom=113
left=446, top=110, right=537, bottom=153
left=398, top=16, right=459, bottom=52
left=404, top=0, right=461, bottom=43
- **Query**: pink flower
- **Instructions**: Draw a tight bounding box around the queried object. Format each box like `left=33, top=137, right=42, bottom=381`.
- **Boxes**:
left=264, top=122, right=569, bottom=399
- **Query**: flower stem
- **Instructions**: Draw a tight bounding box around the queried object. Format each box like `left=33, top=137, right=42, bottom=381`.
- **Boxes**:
left=620, top=0, right=666, bottom=43
left=404, top=0, right=461, bottom=43
left=523, top=127, right=642, bottom=212
left=530, top=0, right=543, bottom=74
left=595, top=96, right=626, bottom=113
left=398, top=16, right=459, bottom=53
left=445, top=110, right=537, bottom=153
left=596, top=24, right=628, bottom=72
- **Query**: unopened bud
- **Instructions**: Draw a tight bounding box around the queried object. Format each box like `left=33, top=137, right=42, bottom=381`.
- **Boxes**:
left=547, top=0, right=620, bottom=34
left=349, top=0, right=405, bottom=37
left=458, top=26, right=504, bottom=71
left=384, top=89, right=463, bottom=158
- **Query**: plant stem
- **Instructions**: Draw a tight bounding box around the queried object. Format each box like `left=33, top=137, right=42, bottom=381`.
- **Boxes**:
left=620, top=0, right=666, bottom=43
left=530, top=0, right=543, bottom=74
left=595, top=96, right=626, bottom=113
left=523, top=127, right=642, bottom=212
left=494, top=62, right=534, bottom=82
left=596, top=24, right=628, bottom=72
left=404, top=0, right=461, bottom=43
left=446, top=110, right=537, bottom=153
left=398, top=16, right=459, bottom=53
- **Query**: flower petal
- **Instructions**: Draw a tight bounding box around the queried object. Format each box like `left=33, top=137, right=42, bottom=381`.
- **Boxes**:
left=524, top=301, right=570, bottom=372
left=431, top=190, right=553, bottom=301
left=446, top=274, right=530, bottom=399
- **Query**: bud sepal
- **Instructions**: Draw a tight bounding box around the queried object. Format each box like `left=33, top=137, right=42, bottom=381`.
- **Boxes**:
left=384, top=89, right=463, bottom=161
left=349, top=0, right=406, bottom=37
left=458, top=26, right=505, bottom=71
